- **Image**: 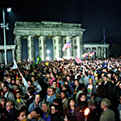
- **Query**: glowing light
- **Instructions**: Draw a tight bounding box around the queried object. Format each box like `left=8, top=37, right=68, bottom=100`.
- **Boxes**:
left=7, top=8, right=12, bottom=12
left=47, top=50, right=50, bottom=54
left=84, top=107, right=90, bottom=117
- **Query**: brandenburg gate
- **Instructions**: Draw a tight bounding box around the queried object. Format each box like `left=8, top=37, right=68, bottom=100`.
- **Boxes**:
left=14, top=21, right=109, bottom=62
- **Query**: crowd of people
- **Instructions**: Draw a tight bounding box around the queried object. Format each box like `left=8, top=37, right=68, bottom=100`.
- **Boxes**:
left=0, top=58, right=121, bottom=121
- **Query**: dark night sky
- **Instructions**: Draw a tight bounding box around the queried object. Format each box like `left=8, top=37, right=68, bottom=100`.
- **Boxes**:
left=1, top=0, right=121, bottom=43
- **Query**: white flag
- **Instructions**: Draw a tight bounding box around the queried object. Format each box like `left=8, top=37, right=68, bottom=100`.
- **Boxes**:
left=11, top=59, right=18, bottom=69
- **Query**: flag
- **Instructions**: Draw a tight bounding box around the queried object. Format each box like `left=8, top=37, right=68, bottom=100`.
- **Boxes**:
left=11, top=59, right=18, bottom=69
left=82, top=53, right=88, bottom=58
left=103, top=28, right=106, bottom=44
left=75, top=57, right=82, bottom=64
left=62, top=42, right=71, bottom=51
left=89, top=52, right=95, bottom=57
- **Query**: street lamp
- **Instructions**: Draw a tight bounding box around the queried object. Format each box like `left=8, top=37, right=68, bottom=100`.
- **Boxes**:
left=0, top=8, right=11, bottom=65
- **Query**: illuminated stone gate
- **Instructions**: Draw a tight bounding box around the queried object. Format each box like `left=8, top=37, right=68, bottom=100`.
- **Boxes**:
left=14, top=21, right=84, bottom=61
left=14, top=21, right=109, bottom=62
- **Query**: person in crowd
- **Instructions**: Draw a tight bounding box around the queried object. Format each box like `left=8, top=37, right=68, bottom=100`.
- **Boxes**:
left=15, top=91, right=26, bottom=110
left=87, top=100, right=100, bottom=121
left=0, top=57, right=121, bottom=121
left=45, top=87, right=56, bottom=104
left=5, top=100, right=17, bottom=121
left=50, top=104, right=64, bottom=121
left=26, top=87, right=35, bottom=108
left=31, top=76, right=42, bottom=94
left=100, top=98, right=115, bottom=121
left=0, top=97, right=7, bottom=121
left=15, top=78, right=27, bottom=96
left=60, top=90, right=69, bottom=112
left=76, top=93, right=88, bottom=121
left=3, top=84, right=16, bottom=103
left=73, top=79, right=81, bottom=96
left=117, top=96, right=121, bottom=121
left=28, top=94, right=42, bottom=113
left=52, top=81, right=60, bottom=95
left=16, top=107, right=27, bottom=121
left=66, top=98, right=78, bottom=121
left=41, top=103, right=51, bottom=121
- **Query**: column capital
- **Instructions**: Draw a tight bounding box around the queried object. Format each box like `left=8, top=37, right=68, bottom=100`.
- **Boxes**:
left=63, top=36, right=72, bottom=41
left=65, top=36, right=72, bottom=39
left=28, top=35, right=34, bottom=41
left=75, top=36, right=81, bottom=39
left=15, top=35, right=21, bottom=39
left=38, top=36, right=46, bottom=40
left=52, top=36, right=61, bottom=40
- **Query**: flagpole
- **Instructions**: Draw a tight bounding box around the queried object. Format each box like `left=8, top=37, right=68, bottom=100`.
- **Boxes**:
left=3, top=8, right=7, bottom=65
left=104, top=28, right=106, bottom=45
left=103, top=28, right=106, bottom=58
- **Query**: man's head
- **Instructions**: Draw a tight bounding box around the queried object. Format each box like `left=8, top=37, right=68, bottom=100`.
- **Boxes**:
left=102, top=74, right=108, bottom=82
left=50, top=105, right=56, bottom=114
left=52, top=81, right=57, bottom=88
left=47, top=87, right=54, bottom=96
left=60, top=91, right=66, bottom=99
left=6, top=101, right=13, bottom=112
left=74, top=79, right=79, bottom=86
left=17, top=107, right=26, bottom=121
left=41, top=103, right=48, bottom=112
left=3, top=84, right=8, bottom=93
left=79, top=93, right=86, bottom=102
left=101, top=98, right=111, bottom=110
left=66, top=76, right=70, bottom=81
left=31, top=76, right=35, bottom=82
left=35, top=94, right=40, bottom=105
left=16, top=92, right=21, bottom=99
left=0, top=97, right=6, bottom=106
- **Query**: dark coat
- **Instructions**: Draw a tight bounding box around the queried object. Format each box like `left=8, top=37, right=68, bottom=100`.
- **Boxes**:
left=6, top=108, right=16, bottom=121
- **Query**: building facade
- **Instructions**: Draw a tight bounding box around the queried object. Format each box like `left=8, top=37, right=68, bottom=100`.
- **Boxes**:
left=0, top=45, right=16, bottom=64
left=13, top=21, right=109, bottom=62
left=84, top=44, right=109, bottom=59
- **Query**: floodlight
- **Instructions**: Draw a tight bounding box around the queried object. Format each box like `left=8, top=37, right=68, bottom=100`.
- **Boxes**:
left=7, top=8, right=12, bottom=12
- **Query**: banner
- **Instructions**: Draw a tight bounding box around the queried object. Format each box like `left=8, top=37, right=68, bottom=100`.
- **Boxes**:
left=75, top=57, right=82, bottom=64
left=62, top=42, right=71, bottom=51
